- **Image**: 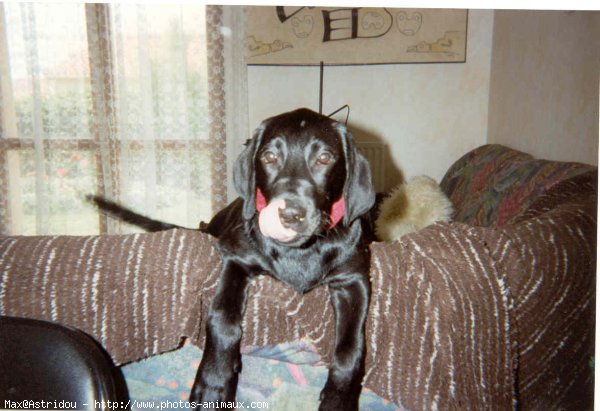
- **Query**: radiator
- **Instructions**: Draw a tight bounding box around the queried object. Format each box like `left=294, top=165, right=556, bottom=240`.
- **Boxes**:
left=356, top=141, right=386, bottom=193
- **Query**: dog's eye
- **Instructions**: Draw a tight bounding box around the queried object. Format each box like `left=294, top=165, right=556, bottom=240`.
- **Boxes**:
left=261, top=151, right=278, bottom=165
left=316, top=152, right=333, bottom=165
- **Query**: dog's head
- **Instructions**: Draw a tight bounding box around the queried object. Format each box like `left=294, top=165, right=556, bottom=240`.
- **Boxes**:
left=234, top=108, right=375, bottom=246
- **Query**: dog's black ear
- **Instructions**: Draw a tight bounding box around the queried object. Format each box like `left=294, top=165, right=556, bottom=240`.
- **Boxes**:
left=338, top=124, right=376, bottom=225
left=233, top=123, right=266, bottom=220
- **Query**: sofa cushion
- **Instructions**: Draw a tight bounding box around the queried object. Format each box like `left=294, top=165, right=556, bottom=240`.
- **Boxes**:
left=440, top=144, right=595, bottom=227
left=121, top=342, right=399, bottom=411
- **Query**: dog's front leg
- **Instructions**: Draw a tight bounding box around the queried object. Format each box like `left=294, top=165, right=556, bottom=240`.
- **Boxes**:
left=319, top=273, right=370, bottom=411
left=190, top=259, right=251, bottom=409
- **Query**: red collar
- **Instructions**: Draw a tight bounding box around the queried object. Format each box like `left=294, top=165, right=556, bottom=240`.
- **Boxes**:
left=255, top=189, right=344, bottom=230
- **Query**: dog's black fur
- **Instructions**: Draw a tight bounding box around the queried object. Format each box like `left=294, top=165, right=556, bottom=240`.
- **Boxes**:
left=90, top=108, right=375, bottom=410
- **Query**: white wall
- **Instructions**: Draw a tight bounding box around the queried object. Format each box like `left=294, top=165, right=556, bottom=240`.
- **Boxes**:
left=245, top=10, right=495, bottom=191
left=487, top=10, right=600, bottom=165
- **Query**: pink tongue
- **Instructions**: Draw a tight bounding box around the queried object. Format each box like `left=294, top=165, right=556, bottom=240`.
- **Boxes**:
left=258, top=199, right=298, bottom=242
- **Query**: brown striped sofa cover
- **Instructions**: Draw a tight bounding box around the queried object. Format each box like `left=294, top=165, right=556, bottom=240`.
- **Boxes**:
left=1, top=144, right=596, bottom=410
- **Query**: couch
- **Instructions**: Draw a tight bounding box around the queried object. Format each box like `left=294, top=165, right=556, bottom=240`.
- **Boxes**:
left=0, top=144, right=596, bottom=410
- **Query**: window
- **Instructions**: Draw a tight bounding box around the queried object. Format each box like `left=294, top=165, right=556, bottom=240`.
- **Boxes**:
left=0, top=3, right=226, bottom=235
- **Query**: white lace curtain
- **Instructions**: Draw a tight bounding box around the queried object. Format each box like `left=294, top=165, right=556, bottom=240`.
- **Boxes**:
left=0, top=3, right=228, bottom=235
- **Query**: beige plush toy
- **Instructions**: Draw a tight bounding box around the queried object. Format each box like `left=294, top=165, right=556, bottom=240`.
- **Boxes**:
left=375, top=175, right=454, bottom=241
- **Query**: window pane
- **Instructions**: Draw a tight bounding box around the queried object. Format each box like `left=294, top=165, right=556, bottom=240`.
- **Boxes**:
left=3, top=3, right=92, bottom=139
left=118, top=146, right=212, bottom=232
left=6, top=149, right=98, bottom=235
left=109, top=4, right=209, bottom=141
left=1, top=3, right=216, bottom=235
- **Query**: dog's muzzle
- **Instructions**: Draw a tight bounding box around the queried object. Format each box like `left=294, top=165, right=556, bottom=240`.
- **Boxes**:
left=255, top=189, right=345, bottom=243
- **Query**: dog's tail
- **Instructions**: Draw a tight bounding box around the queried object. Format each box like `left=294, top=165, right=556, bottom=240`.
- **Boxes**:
left=86, top=195, right=183, bottom=232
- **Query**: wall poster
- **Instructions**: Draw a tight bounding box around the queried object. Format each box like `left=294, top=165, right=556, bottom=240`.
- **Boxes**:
left=246, top=7, right=468, bottom=65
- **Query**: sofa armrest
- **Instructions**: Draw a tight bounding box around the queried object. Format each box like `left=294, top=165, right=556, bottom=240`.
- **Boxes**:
left=440, top=144, right=595, bottom=227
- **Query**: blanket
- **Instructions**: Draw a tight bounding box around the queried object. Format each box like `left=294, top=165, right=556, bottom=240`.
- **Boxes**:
left=1, top=226, right=515, bottom=409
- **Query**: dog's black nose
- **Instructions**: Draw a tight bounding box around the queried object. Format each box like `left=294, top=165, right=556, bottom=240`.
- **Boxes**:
left=278, top=201, right=307, bottom=229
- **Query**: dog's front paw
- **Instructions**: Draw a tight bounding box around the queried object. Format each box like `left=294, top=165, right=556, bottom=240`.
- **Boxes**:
left=189, top=379, right=220, bottom=403
left=318, top=380, right=360, bottom=411
left=189, top=371, right=238, bottom=411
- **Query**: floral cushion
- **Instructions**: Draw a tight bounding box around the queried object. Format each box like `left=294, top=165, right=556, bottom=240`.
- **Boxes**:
left=121, top=342, right=400, bottom=411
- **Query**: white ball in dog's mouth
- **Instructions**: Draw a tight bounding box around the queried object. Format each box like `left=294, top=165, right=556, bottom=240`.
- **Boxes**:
left=258, top=198, right=298, bottom=243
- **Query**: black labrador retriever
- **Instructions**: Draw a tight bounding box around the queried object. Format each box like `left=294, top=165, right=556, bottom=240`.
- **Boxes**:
left=91, top=108, right=375, bottom=410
